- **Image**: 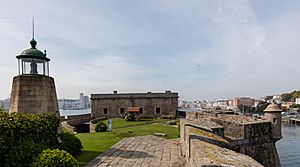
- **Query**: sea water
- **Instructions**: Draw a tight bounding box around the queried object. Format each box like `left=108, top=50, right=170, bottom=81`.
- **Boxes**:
left=277, top=124, right=300, bottom=167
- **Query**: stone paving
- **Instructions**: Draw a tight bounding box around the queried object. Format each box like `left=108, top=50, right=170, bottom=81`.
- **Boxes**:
left=85, top=135, right=185, bottom=167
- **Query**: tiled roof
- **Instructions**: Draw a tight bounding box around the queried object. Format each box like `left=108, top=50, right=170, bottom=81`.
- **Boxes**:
left=127, top=107, right=140, bottom=113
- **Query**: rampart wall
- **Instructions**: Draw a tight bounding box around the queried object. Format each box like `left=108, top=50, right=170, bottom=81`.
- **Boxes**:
left=180, top=113, right=282, bottom=167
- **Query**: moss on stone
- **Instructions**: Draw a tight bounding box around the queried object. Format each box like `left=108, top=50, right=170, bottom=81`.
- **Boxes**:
left=189, top=128, right=228, bottom=143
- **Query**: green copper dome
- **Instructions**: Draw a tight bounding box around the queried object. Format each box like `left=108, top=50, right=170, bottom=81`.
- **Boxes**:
left=16, top=39, right=50, bottom=61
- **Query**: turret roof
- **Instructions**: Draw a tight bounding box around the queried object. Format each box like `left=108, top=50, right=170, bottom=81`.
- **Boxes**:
left=16, top=39, right=50, bottom=61
left=264, top=103, right=282, bottom=113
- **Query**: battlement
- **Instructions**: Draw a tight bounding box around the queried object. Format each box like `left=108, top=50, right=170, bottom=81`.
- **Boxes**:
left=181, top=110, right=282, bottom=167
left=91, top=90, right=178, bottom=99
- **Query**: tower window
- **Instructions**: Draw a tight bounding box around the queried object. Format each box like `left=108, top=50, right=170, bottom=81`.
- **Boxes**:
left=120, top=108, right=125, bottom=114
left=155, top=107, right=161, bottom=114
left=273, top=118, right=277, bottom=124
left=103, top=108, right=108, bottom=115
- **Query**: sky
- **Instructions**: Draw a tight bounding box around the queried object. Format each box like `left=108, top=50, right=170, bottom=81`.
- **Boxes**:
left=0, top=0, right=300, bottom=100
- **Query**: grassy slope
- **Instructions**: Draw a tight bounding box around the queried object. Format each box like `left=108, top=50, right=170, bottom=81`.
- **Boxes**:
left=75, top=119, right=179, bottom=166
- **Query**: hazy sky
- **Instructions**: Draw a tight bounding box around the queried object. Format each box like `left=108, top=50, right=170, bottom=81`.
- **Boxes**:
left=0, top=0, right=299, bottom=100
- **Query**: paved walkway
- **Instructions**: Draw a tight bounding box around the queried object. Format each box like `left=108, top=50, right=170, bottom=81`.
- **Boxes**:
left=85, top=135, right=185, bottom=167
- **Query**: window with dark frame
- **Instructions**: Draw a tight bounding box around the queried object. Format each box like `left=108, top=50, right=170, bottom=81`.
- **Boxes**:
left=139, top=107, right=143, bottom=114
left=155, top=107, right=161, bottom=114
left=273, top=118, right=277, bottom=124
left=120, top=108, right=125, bottom=114
left=103, top=108, right=108, bottom=115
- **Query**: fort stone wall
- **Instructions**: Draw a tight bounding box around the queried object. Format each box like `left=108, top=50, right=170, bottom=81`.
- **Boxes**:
left=181, top=111, right=282, bottom=167
left=91, top=91, right=178, bottom=118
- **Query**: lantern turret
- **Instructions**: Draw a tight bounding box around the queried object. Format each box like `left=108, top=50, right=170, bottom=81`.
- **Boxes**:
left=16, top=38, right=50, bottom=76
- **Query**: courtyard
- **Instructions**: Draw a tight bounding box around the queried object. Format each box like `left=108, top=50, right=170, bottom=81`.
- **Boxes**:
left=74, top=118, right=179, bottom=166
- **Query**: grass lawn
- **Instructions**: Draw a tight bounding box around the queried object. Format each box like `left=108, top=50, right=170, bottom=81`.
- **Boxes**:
left=103, top=118, right=173, bottom=129
left=75, top=119, right=179, bottom=166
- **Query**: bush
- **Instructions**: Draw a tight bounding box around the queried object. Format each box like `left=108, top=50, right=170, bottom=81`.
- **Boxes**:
left=95, top=121, right=107, bottom=132
left=120, top=113, right=126, bottom=118
left=4, top=140, right=46, bottom=167
left=124, top=113, right=136, bottom=121
left=0, top=112, right=60, bottom=165
left=58, top=132, right=83, bottom=156
left=32, top=149, right=79, bottom=167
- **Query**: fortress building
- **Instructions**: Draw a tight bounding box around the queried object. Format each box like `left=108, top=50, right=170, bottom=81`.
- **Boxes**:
left=9, top=28, right=59, bottom=116
left=91, top=90, right=178, bottom=118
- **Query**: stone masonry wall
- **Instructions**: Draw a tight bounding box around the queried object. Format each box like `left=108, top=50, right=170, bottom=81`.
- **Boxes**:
left=181, top=118, right=282, bottom=167
left=9, top=75, right=59, bottom=116
left=91, top=92, right=178, bottom=118
left=180, top=119, right=263, bottom=167
left=231, top=123, right=281, bottom=167
left=66, top=113, right=92, bottom=126
left=236, top=141, right=281, bottom=167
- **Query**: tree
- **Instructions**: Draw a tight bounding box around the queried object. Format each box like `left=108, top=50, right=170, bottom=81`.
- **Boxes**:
left=281, top=93, right=293, bottom=102
left=290, top=104, right=300, bottom=108
left=264, top=96, right=273, bottom=101
left=291, top=90, right=300, bottom=101
left=256, top=101, right=269, bottom=113
left=238, top=104, right=255, bottom=114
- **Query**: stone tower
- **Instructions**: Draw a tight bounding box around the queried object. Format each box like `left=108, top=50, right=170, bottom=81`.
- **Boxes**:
left=9, top=32, right=59, bottom=116
left=264, top=102, right=282, bottom=141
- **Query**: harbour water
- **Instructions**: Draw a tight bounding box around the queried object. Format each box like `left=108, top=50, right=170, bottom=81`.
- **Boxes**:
left=277, top=124, right=300, bottom=167
left=59, top=109, right=91, bottom=116
left=59, top=109, right=299, bottom=166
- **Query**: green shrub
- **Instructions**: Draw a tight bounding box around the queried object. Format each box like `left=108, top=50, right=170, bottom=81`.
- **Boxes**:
left=58, top=132, right=83, bottom=156
left=120, top=113, right=126, bottom=118
left=124, top=113, right=136, bottom=121
left=0, top=112, right=60, bottom=165
left=4, top=140, right=46, bottom=167
left=32, top=149, right=79, bottom=167
left=95, top=121, right=107, bottom=132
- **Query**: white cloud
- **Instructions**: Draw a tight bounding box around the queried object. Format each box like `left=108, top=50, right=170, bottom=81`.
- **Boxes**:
left=0, top=0, right=299, bottom=100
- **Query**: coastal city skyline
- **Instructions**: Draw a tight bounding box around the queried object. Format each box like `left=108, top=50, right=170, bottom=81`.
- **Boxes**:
left=1, top=0, right=300, bottom=100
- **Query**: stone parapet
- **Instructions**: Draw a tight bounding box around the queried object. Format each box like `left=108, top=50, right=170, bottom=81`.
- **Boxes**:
left=180, top=112, right=282, bottom=167
left=188, top=138, right=263, bottom=167
left=91, top=92, right=178, bottom=100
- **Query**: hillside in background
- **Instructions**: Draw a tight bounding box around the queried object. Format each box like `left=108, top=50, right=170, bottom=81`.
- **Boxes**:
left=281, top=90, right=300, bottom=102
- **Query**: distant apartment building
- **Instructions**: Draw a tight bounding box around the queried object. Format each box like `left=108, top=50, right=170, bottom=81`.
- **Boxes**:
left=281, top=101, right=294, bottom=109
left=295, top=98, right=300, bottom=105
left=79, top=93, right=84, bottom=104
left=217, top=99, right=229, bottom=109
left=273, top=95, right=281, bottom=100
left=91, top=90, right=178, bottom=118
left=228, top=97, right=255, bottom=107
left=58, top=93, right=90, bottom=110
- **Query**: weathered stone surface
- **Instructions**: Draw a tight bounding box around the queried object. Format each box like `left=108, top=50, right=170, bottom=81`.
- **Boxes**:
left=85, top=136, right=184, bottom=167
left=85, top=135, right=262, bottom=167
left=181, top=111, right=282, bottom=167
left=9, top=75, right=59, bottom=115
left=189, top=138, right=263, bottom=167
left=91, top=91, right=178, bottom=118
